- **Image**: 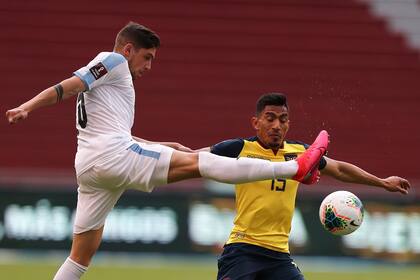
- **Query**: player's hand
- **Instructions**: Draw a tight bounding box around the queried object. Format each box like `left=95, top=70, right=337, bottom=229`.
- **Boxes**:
left=382, top=176, right=411, bottom=195
left=5, top=107, right=28, bottom=124
left=167, top=142, right=194, bottom=152
left=176, top=144, right=194, bottom=153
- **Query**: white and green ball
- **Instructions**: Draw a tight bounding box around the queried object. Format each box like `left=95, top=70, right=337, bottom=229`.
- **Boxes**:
left=319, top=190, right=364, bottom=235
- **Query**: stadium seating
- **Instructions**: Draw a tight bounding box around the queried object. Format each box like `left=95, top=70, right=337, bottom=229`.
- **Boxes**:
left=1, top=0, right=419, bottom=185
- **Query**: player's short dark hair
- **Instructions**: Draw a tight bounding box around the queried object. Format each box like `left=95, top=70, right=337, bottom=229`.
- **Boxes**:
left=256, top=93, right=288, bottom=116
left=116, top=22, right=160, bottom=49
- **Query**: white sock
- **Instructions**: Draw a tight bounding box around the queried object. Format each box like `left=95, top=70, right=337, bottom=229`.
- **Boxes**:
left=53, top=257, right=87, bottom=280
left=198, top=152, right=298, bottom=184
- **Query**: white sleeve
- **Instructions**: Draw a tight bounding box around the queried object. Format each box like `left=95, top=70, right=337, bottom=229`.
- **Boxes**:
left=73, top=52, right=127, bottom=91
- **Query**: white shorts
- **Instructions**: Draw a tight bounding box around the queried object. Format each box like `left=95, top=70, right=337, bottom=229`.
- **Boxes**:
left=73, top=141, right=174, bottom=234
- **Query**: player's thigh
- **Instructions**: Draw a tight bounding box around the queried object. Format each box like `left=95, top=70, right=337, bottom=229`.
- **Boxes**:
left=217, top=245, right=258, bottom=280
left=74, top=173, right=125, bottom=234
left=167, top=150, right=200, bottom=183
left=218, top=267, right=257, bottom=280
left=218, top=271, right=256, bottom=280
left=96, top=142, right=200, bottom=187
left=257, top=262, right=304, bottom=280
left=94, top=142, right=175, bottom=191
left=123, top=142, right=175, bottom=190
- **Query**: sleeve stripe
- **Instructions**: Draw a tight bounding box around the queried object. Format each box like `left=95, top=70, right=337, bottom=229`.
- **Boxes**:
left=73, top=71, right=89, bottom=90
left=73, top=53, right=127, bottom=89
left=74, top=70, right=95, bottom=89
left=102, top=52, right=126, bottom=70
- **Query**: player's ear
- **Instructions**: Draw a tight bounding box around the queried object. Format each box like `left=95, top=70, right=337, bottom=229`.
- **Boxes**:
left=251, top=116, right=259, bottom=130
left=122, top=43, right=134, bottom=57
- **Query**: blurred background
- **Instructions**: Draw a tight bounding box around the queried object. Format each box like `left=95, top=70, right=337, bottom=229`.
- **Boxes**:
left=1, top=0, right=419, bottom=279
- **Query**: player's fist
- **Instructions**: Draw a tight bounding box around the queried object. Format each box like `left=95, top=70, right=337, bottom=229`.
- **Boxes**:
left=382, top=176, right=411, bottom=195
left=5, top=108, right=28, bottom=124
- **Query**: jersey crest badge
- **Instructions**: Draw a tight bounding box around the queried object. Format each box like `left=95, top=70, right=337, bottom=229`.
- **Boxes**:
left=89, top=62, right=108, bottom=80
left=284, top=154, right=297, bottom=161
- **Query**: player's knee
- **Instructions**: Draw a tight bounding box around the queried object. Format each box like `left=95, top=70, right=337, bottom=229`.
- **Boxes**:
left=168, top=151, right=200, bottom=182
left=171, top=150, right=199, bottom=169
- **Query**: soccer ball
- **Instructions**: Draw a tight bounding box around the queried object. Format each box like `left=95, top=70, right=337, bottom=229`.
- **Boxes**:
left=319, top=191, right=364, bottom=235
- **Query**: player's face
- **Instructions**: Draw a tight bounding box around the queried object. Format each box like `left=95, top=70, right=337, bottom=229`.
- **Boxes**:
left=252, top=105, right=289, bottom=150
left=127, top=47, right=156, bottom=80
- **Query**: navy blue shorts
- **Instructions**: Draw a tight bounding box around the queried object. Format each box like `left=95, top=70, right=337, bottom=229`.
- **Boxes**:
left=217, top=243, right=304, bottom=280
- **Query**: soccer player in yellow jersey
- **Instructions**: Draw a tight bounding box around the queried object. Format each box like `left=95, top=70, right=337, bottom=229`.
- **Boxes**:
left=206, top=93, right=411, bottom=280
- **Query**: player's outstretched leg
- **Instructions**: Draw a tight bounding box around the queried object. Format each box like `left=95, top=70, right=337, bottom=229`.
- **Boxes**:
left=292, top=130, right=329, bottom=182
left=194, top=130, right=329, bottom=184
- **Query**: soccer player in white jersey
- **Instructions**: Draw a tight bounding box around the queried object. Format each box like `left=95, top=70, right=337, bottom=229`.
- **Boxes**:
left=6, top=22, right=329, bottom=280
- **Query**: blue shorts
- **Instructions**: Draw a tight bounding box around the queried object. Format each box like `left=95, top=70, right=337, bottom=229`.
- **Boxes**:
left=217, top=243, right=304, bottom=280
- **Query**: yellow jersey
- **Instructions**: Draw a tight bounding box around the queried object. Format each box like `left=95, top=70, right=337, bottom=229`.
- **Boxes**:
left=211, top=137, right=325, bottom=253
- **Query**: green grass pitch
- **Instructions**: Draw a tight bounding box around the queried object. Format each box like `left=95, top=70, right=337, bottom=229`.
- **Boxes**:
left=1, top=260, right=419, bottom=280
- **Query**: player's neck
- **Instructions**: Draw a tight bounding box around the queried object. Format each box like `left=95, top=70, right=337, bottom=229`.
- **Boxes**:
left=256, top=137, right=282, bottom=155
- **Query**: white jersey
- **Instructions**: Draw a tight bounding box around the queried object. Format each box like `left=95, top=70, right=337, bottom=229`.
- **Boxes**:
left=73, top=52, right=135, bottom=176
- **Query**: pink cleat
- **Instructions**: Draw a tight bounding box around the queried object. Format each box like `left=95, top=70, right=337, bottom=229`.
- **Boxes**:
left=292, top=130, right=329, bottom=182
left=301, top=164, right=321, bottom=185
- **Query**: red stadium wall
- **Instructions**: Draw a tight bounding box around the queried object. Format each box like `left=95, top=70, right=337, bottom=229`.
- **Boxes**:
left=1, top=0, right=420, bottom=185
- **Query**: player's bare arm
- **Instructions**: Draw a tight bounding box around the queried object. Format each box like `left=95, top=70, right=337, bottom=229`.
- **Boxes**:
left=194, top=147, right=211, bottom=152
left=321, top=157, right=410, bottom=194
left=6, top=76, right=86, bottom=124
left=132, top=136, right=193, bottom=152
